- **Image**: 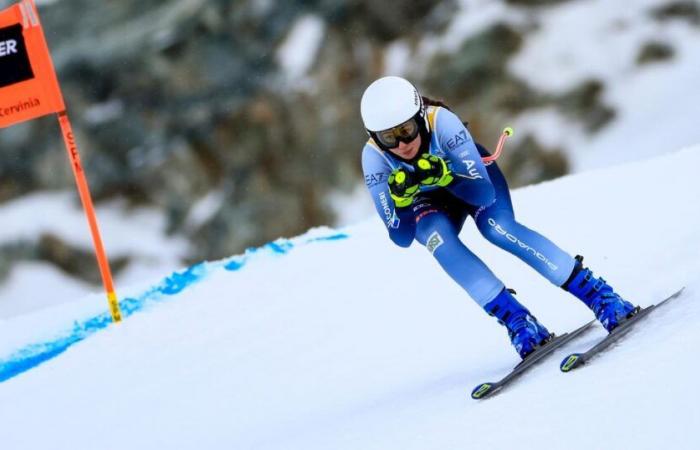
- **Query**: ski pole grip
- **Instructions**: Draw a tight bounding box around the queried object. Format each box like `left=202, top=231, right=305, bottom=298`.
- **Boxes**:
left=482, top=127, right=513, bottom=165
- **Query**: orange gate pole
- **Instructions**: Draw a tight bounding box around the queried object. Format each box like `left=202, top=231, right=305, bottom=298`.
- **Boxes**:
left=57, top=111, right=122, bottom=322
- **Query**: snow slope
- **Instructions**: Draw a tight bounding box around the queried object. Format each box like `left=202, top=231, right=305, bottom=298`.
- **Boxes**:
left=0, top=145, right=698, bottom=449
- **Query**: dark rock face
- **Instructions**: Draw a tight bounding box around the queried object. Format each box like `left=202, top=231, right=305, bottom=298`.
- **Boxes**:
left=554, top=80, right=616, bottom=133
left=498, top=135, right=569, bottom=188
left=0, top=233, right=129, bottom=284
left=650, top=1, right=700, bottom=25
left=636, top=41, right=675, bottom=65
left=317, top=0, right=450, bottom=42
left=425, top=23, right=525, bottom=102
left=505, top=0, right=575, bottom=7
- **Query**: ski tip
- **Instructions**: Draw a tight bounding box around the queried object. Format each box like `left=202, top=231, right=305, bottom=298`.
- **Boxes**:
left=668, top=286, right=686, bottom=300
left=560, top=353, right=584, bottom=372
left=471, top=383, right=494, bottom=400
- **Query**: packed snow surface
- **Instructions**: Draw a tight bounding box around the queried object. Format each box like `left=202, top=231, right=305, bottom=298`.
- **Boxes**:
left=0, top=145, right=698, bottom=449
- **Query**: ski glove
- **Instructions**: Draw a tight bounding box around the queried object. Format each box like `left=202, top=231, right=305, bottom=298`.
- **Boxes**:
left=414, top=154, right=453, bottom=187
left=388, top=168, right=420, bottom=208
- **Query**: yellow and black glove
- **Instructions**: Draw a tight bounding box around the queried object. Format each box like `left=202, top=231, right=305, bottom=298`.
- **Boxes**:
left=388, top=168, right=420, bottom=208
left=414, top=154, right=453, bottom=187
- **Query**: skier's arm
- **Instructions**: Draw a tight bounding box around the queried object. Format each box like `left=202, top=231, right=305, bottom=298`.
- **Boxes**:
left=436, top=109, right=496, bottom=206
left=362, top=145, right=416, bottom=247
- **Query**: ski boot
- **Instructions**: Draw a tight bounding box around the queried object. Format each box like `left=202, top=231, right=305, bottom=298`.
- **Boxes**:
left=484, top=288, right=553, bottom=359
left=562, top=255, right=638, bottom=332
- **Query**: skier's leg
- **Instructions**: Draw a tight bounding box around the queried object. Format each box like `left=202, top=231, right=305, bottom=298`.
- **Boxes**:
left=414, top=203, right=550, bottom=358
left=473, top=144, right=636, bottom=332
left=473, top=156, right=576, bottom=287
left=414, top=207, right=503, bottom=308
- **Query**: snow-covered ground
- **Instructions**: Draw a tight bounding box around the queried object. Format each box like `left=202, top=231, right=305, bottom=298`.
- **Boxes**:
left=0, top=145, right=697, bottom=449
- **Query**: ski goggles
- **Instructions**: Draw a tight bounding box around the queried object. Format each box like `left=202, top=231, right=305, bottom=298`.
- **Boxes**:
left=371, top=116, right=420, bottom=149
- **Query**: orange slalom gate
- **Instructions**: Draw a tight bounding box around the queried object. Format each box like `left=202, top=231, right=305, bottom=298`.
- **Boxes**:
left=0, top=0, right=122, bottom=322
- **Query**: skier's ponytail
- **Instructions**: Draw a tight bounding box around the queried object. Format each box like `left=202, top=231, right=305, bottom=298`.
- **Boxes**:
left=422, top=96, right=469, bottom=128
left=421, top=96, right=452, bottom=111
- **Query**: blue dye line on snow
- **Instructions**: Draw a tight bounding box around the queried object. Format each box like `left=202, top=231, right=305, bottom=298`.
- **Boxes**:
left=0, top=232, right=349, bottom=383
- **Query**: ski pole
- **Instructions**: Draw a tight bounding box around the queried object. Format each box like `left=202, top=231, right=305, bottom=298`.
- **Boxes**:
left=482, top=127, right=513, bottom=165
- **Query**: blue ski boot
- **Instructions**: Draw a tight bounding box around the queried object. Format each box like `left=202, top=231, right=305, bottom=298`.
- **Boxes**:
left=484, top=288, right=553, bottom=359
left=563, top=255, right=638, bottom=332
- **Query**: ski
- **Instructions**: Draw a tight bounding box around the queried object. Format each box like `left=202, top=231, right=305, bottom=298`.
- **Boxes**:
left=560, top=287, right=685, bottom=373
left=471, top=319, right=595, bottom=400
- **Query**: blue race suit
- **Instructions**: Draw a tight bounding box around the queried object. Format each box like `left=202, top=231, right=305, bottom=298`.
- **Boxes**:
left=361, top=106, right=577, bottom=307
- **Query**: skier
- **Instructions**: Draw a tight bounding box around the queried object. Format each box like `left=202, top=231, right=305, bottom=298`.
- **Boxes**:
left=360, top=76, right=637, bottom=358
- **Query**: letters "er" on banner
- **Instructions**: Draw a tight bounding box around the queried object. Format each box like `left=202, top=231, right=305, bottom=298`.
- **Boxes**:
left=0, top=0, right=64, bottom=127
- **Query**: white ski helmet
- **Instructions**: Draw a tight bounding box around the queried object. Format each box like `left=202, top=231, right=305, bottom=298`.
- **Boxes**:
left=360, top=76, right=425, bottom=133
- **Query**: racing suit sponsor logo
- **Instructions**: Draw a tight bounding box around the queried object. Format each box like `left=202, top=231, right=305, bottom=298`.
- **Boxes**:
left=460, top=159, right=483, bottom=180
left=365, top=172, right=386, bottom=188
left=446, top=130, right=470, bottom=150
left=487, top=218, right=558, bottom=271
left=379, top=191, right=400, bottom=229
left=426, top=231, right=444, bottom=254
left=416, top=209, right=437, bottom=223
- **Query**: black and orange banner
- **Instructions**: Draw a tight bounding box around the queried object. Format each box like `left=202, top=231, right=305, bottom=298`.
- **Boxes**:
left=0, top=0, right=65, bottom=127
left=0, top=0, right=122, bottom=322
